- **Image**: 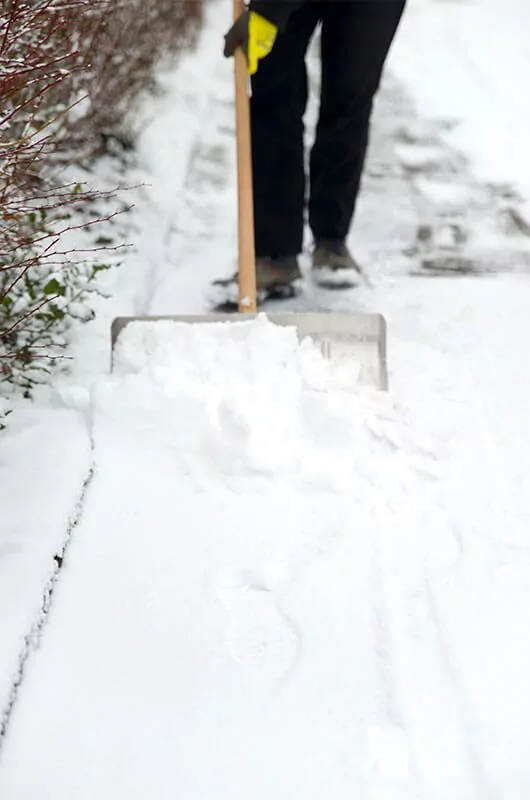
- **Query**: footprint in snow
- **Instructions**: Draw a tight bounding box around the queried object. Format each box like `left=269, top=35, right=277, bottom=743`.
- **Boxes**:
left=218, top=571, right=300, bottom=685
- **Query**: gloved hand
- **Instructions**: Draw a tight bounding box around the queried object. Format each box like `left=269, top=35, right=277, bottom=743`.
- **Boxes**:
left=224, top=10, right=278, bottom=75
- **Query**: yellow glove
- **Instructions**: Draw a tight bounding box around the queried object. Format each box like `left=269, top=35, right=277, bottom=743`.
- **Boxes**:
left=248, top=11, right=277, bottom=74
left=224, top=10, right=278, bottom=75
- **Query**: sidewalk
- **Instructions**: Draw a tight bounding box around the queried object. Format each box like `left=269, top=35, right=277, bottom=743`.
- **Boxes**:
left=1, top=0, right=530, bottom=795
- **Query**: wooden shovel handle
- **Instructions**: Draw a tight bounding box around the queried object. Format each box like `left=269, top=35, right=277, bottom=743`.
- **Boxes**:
left=233, top=0, right=257, bottom=313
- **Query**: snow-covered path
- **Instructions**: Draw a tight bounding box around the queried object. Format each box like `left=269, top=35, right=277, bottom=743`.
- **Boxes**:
left=0, top=313, right=506, bottom=800
left=2, top=0, right=530, bottom=796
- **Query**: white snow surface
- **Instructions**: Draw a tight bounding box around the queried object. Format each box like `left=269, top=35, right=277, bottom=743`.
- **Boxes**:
left=2, top=0, right=530, bottom=797
left=0, top=404, right=91, bottom=728
left=390, top=0, right=530, bottom=200
left=0, top=316, right=480, bottom=799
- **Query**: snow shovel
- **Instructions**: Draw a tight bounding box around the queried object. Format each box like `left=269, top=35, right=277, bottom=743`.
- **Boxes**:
left=110, top=0, right=388, bottom=390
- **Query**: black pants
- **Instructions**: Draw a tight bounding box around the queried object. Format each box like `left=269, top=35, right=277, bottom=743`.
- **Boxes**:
left=250, top=1, right=406, bottom=258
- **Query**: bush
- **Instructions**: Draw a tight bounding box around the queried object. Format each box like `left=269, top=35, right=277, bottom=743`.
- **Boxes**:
left=0, top=0, right=202, bottom=392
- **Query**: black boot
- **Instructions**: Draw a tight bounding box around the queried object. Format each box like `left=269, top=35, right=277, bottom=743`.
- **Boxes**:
left=311, top=240, right=362, bottom=288
left=210, top=255, right=302, bottom=307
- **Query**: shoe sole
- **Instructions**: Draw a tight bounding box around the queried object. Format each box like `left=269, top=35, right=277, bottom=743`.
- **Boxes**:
left=311, top=266, right=361, bottom=290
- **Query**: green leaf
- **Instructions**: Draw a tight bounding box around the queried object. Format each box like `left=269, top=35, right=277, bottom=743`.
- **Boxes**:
left=92, top=262, right=112, bottom=274
left=47, top=304, right=65, bottom=321
left=43, top=279, right=66, bottom=296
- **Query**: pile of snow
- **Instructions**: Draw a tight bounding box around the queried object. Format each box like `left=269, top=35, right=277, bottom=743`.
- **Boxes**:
left=110, top=316, right=438, bottom=498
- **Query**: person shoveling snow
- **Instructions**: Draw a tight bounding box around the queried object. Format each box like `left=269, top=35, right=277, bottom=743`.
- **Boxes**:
left=214, top=0, right=406, bottom=303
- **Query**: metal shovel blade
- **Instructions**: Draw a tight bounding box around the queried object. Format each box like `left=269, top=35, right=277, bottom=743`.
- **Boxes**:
left=110, top=312, right=388, bottom=390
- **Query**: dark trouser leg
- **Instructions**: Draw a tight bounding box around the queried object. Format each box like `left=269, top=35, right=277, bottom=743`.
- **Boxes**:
left=309, top=0, right=406, bottom=243
left=250, top=3, right=321, bottom=258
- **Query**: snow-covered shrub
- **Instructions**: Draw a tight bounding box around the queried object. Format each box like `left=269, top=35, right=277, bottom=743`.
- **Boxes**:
left=0, top=0, right=201, bottom=393
left=0, top=182, right=118, bottom=391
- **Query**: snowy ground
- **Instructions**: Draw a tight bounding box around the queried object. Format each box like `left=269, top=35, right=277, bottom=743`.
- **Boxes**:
left=2, top=0, right=530, bottom=796
left=391, top=0, right=530, bottom=205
